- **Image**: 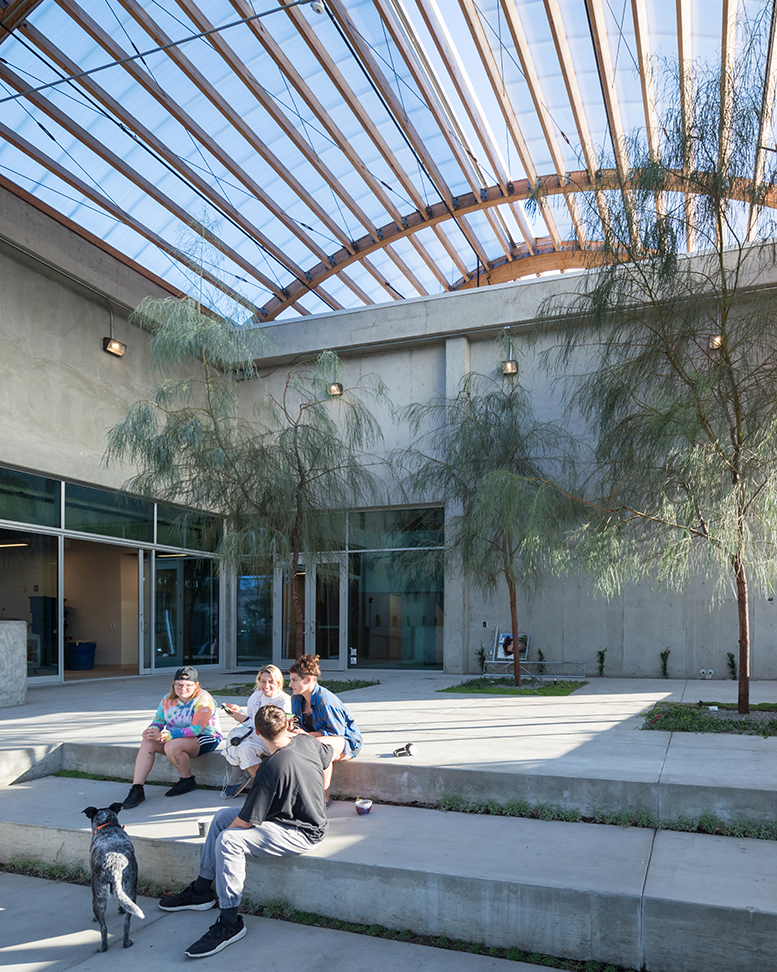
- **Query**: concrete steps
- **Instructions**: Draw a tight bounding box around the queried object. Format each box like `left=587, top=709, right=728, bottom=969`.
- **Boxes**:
left=1, top=774, right=776, bottom=972
left=5, top=737, right=777, bottom=825
left=0, top=871, right=569, bottom=972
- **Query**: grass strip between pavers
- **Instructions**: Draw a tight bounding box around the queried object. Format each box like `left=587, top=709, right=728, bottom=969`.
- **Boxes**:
left=641, top=700, right=777, bottom=737
left=49, top=770, right=777, bottom=841
left=439, top=678, right=586, bottom=696
left=0, top=857, right=636, bottom=972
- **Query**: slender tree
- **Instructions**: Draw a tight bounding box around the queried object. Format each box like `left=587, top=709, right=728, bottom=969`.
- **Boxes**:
left=397, top=365, right=575, bottom=685
left=106, top=297, right=387, bottom=659
left=535, top=21, right=777, bottom=712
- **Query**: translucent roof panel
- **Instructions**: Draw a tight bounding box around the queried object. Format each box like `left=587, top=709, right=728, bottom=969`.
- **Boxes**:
left=0, top=0, right=772, bottom=321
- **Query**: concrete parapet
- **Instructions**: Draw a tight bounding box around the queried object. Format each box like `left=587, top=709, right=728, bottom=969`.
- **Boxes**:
left=0, top=745, right=63, bottom=785
left=0, top=621, right=27, bottom=708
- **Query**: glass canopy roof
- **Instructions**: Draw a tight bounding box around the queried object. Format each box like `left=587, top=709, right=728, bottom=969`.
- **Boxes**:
left=0, top=0, right=772, bottom=322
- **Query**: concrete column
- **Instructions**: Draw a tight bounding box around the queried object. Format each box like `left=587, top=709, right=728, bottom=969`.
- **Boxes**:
left=0, top=620, right=27, bottom=707
left=443, top=337, right=470, bottom=673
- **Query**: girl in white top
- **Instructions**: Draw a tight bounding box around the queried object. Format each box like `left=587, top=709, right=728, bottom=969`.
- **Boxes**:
left=220, top=664, right=292, bottom=797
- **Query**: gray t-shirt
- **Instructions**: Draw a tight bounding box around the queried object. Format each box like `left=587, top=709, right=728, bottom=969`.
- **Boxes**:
left=238, top=733, right=333, bottom=842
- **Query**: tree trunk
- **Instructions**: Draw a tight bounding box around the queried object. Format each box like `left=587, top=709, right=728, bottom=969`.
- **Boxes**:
left=290, top=529, right=305, bottom=661
left=733, top=555, right=750, bottom=714
left=507, top=577, right=521, bottom=687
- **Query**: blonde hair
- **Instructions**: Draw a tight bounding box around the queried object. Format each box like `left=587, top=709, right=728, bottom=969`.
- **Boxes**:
left=255, top=664, right=284, bottom=692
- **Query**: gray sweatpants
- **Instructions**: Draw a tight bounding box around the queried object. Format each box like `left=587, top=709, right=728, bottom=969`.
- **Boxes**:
left=199, top=807, right=316, bottom=909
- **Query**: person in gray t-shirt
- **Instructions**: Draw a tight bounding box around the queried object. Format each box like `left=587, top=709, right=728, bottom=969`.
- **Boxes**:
left=158, top=706, right=333, bottom=958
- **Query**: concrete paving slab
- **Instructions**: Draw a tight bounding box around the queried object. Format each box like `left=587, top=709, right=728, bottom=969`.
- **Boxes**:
left=0, top=873, right=567, bottom=972
left=642, top=830, right=777, bottom=972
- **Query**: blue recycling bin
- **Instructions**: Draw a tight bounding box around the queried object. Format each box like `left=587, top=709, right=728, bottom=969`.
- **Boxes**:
left=67, top=641, right=96, bottom=670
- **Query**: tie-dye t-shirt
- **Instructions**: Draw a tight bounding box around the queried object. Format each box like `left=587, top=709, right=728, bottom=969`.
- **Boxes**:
left=150, top=688, right=222, bottom=741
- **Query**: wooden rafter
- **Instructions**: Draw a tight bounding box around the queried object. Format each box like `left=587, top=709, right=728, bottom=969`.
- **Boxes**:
left=409, top=0, right=535, bottom=254
left=459, top=0, right=562, bottom=249
left=52, top=0, right=371, bottom=308
left=0, top=117, right=273, bottom=317
left=279, top=0, right=472, bottom=282
left=677, top=0, right=695, bottom=251
left=499, top=0, right=586, bottom=247
left=261, top=163, right=768, bottom=318
left=0, top=60, right=326, bottom=313
left=168, top=0, right=426, bottom=300
left=20, top=20, right=366, bottom=314
left=325, top=0, right=492, bottom=272
left=224, top=0, right=447, bottom=292
left=747, top=0, right=777, bottom=240
left=0, top=0, right=44, bottom=44
left=630, top=0, right=665, bottom=221
left=719, top=0, right=737, bottom=175
left=544, top=0, right=610, bottom=234
left=373, top=0, right=514, bottom=262
left=112, top=0, right=428, bottom=301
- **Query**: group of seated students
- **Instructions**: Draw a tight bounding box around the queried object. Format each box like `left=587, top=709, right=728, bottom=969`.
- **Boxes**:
left=118, top=654, right=365, bottom=959
left=121, top=653, right=362, bottom=810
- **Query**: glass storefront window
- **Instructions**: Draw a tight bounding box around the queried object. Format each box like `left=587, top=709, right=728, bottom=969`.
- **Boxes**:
left=349, top=508, right=444, bottom=550
left=236, top=573, right=273, bottom=668
left=155, top=555, right=219, bottom=669
left=0, top=528, right=59, bottom=677
left=348, top=551, right=443, bottom=668
left=65, top=483, right=153, bottom=542
left=0, top=466, right=60, bottom=527
left=157, top=505, right=220, bottom=552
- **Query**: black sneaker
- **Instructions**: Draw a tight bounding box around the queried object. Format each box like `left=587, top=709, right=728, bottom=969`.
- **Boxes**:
left=165, top=776, right=197, bottom=797
left=184, top=915, right=246, bottom=957
left=122, top=784, right=145, bottom=810
left=158, top=882, right=216, bottom=912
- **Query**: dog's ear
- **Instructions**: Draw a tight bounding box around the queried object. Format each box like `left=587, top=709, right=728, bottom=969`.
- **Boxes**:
left=109, top=802, right=124, bottom=814
left=82, top=806, right=98, bottom=819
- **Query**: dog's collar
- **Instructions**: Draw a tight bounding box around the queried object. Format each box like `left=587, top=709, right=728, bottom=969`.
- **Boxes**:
left=95, top=822, right=125, bottom=831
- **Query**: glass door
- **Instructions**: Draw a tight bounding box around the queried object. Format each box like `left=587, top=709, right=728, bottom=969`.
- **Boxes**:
left=154, top=554, right=219, bottom=670
left=279, top=559, right=345, bottom=670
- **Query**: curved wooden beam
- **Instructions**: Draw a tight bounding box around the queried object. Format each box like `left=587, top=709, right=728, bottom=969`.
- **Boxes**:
left=261, top=166, right=772, bottom=319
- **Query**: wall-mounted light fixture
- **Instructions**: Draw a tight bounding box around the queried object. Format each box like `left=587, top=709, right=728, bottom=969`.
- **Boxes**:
left=103, top=302, right=126, bottom=357
left=500, top=325, right=518, bottom=376
left=103, top=337, right=127, bottom=357
left=708, top=334, right=722, bottom=350
left=328, top=381, right=344, bottom=397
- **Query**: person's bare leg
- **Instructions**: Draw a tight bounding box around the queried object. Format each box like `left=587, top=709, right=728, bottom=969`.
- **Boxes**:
left=319, top=736, right=347, bottom=802
left=163, top=737, right=200, bottom=778
left=132, top=739, right=165, bottom=785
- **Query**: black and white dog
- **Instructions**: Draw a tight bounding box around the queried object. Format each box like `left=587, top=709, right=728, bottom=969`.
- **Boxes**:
left=82, top=802, right=145, bottom=952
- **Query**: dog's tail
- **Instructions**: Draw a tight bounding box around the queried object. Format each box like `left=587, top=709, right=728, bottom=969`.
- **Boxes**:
left=106, top=853, right=145, bottom=920
left=116, top=888, right=145, bottom=920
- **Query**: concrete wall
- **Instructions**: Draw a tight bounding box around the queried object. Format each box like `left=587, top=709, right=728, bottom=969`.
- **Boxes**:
left=2, top=185, right=775, bottom=679
left=0, top=186, right=170, bottom=489
left=249, top=271, right=777, bottom=679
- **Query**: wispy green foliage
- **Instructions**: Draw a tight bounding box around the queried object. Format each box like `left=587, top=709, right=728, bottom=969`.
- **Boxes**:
left=396, top=366, right=577, bottom=684
left=535, top=21, right=777, bottom=712
left=106, top=297, right=389, bottom=658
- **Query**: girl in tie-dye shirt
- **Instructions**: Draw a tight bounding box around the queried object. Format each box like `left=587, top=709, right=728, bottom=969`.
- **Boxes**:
left=121, top=667, right=222, bottom=810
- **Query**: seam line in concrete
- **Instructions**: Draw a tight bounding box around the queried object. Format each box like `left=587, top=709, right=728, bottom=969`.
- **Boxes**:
left=637, top=826, right=658, bottom=971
